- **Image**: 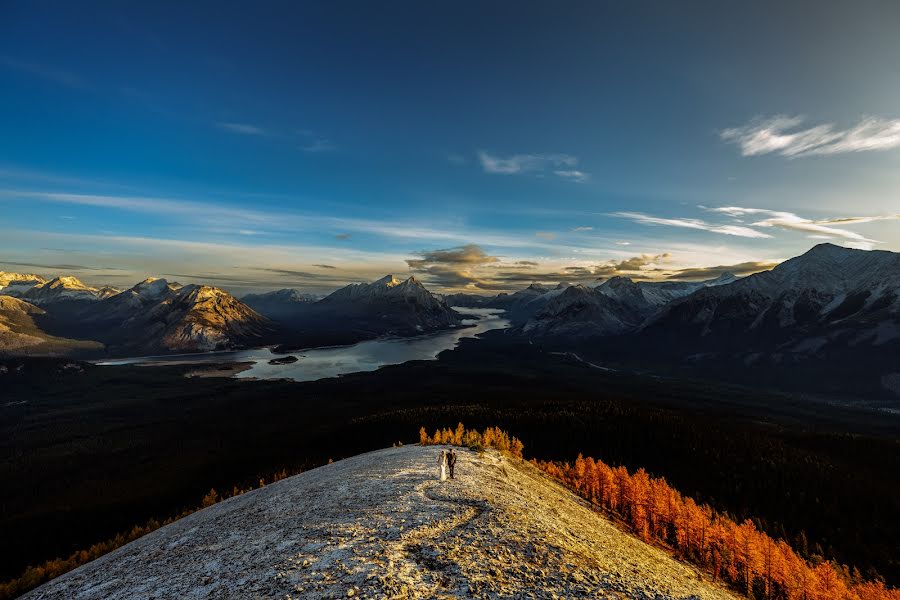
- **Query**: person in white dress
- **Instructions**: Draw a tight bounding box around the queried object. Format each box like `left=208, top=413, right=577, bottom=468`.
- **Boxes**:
left=439, top=449, right=448, bottom=481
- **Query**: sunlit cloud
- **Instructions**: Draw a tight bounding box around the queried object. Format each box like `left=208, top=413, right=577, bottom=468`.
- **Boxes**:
left=705, top=206, right=898, bottom=250
left=721, top=115, right=900, bottom=157
left=664, top=261, right=779, bottom=280
left=613, top=212, right=772, bottom=239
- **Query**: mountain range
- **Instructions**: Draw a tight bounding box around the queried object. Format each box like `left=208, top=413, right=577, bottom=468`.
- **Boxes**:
left=0, top=273, right=462, bottom=356
left=2, top=244, right=898, bottom=396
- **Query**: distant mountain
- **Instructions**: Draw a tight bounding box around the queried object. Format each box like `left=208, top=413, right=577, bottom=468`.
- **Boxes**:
left=16, top=276, right=106, bottom=305
left=0, top=272, right=47, bottom=297
left=54, top=278, right=272, bottom=354
left=642, top=244, right=900, bottom=351
left=0, top=296, right=103, bottom=356
left=241, top=288, right=319, bottom=320
left=314, top=275, right=462, bottom=333
left=520, top=275, right=737, bottom=337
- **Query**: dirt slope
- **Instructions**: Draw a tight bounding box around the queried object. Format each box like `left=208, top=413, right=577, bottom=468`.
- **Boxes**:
left=24, top=445, right=736, bottom=599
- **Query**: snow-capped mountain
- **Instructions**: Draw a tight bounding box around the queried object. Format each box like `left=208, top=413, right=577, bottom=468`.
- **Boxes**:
left=241, top=288, right=319, bottom=320
left=0, top=272, right=47, bottom=296
left=521, top=274, right=741, bottom=337
left=16, top=276, right=105, bottom=305
left=642, top=243, right=900, bottom=348
left=314, top=275, right=462, bottom=333
left=60, top=278, right=272, bottom=353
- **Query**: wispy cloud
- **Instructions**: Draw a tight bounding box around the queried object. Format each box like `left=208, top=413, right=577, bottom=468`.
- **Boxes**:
left=535, top=231, right=556, bottom=241
left=217, top=122, right=268, bottom=136
left=572, top=226, right=593, bottom=232
left=0, top=55, right=87, bottom=89
left=705, top=206, right=899, bottom=250
left=478, top=151, right=588, bottom=182
left=302, top=138, right=337, bottom=153
left=721, top=115, right=900, bottom=157
left=553, top=169, right=590, bottom=183
left=613, top=212, right=773, bottom=239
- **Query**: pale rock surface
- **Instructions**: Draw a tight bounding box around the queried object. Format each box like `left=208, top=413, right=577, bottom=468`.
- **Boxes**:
left=26, top=446, right=735, bottom=599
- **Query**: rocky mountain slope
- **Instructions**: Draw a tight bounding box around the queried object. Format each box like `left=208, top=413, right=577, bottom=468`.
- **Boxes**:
left=24, top=445, right=734, bottom=600
left=642, top=243, right=900, bottom=351
left=87, top=279, right=272, bottom=353
left=0, top=296, right=102, bottom=355
left=521, top=273, right=737, bottom=337
left=312, top=275, right=462, bottom=334
left=241, top=288, right=319, bottom=320
left=0, top=272, right=47, bottom=296
left=7, top=275, right=114, bottom=305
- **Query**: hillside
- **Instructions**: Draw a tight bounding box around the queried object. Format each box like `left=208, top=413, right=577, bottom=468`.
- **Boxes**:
left=24, top=445, right=734, bottom=599
left=0, top=297, right=102, bottom=356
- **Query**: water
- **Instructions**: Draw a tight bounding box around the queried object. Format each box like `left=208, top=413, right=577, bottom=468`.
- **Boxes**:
left=96, top=307, right=509, bottom=382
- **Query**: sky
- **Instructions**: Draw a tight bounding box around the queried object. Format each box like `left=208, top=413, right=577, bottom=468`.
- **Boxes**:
left=1, top=1, right=899, bottom=295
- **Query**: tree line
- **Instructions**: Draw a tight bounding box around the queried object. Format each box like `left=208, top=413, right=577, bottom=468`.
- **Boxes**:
left=430, top=423, right=899, bottom=600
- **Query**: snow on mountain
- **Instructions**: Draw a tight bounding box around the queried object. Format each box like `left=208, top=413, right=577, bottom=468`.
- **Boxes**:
left=23, top=445, right=735, bottom=600
left=18, top=276, right=106, bottom=305
left=69, top=279, right=272, bottom=353
left=0, top=272, right=47, bottom=296
left=315, top=275, right=462, bottom=333
left=521, top=273, right=743, bottom=337
left=644, top=244, right=900, bottom=342
left=241, top=288, right=320, bottom=320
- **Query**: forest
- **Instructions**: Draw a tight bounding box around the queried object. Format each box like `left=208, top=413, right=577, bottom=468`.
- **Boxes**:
left=425, top=425, right=900, bottom=600
left=2, top=339, right=898, bottom=595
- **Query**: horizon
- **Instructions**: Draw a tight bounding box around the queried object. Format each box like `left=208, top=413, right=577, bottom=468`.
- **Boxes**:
left=0, top=240, right=880, bottom=297
left=3, top=2, right=900, bottom=294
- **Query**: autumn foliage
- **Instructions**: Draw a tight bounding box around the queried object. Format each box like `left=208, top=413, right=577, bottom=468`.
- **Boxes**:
left=0, top=467, right=297, bottom=600
left=534, top=454, right=900, bottom=600
left=419, top=423, right=524, bottom=458
left=423, top=424, right=898, bottom=599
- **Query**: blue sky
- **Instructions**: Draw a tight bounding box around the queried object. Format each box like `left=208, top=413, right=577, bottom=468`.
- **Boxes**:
left=1, top=1, right=899, bottom=293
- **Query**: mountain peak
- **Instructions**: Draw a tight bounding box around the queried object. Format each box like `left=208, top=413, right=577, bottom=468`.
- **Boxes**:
left=373, top=274, right=401, bottom=287
left=47, top=276, right=91, bottom=289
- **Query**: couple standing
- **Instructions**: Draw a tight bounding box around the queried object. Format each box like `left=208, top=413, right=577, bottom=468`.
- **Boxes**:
left=439, top=448, right=457, bottom=481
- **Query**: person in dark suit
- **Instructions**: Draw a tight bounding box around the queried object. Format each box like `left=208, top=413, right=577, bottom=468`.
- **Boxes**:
left=448, top=449, right=457, bottom=479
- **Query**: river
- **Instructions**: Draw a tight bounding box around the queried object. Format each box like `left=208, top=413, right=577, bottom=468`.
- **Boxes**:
left=95, top=307, right=509, bottom=382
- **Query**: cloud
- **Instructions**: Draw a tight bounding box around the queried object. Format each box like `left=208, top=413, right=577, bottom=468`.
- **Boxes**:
left=0, top=55, right=87, bottom=89
left=613, top=212, right=773, bottom=239
left=705, top=206, right=899, bottom=250
left=553, top=170, right=589, bottom=183
left=515, top=260, right=539, bottom=266
left=406, top=244, right=500, bottom=289
left=302, top=138, right=337, bottom=153
left=217, top=122, right=267, bottom=136
left=665, top=261, right=779, bottom=280
left=535, top=231, right=556, bottom=241
left=477, top=151, right=588, bottom=182
left=313, top=264, right=336, bottom=269
left=721, top=115, right=900, bottom=157
left=0, top=260, right=122, bottom=272
left=334, top=233, right=352, bottom=240
left=572, top=226, right=593, bottom=232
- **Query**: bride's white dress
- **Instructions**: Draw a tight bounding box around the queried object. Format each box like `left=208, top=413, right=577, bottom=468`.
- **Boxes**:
left=439, top=452, right=448, bottom=481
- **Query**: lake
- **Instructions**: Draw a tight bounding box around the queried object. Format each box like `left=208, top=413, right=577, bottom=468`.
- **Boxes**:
left=96, top=307, right=509, bottom=382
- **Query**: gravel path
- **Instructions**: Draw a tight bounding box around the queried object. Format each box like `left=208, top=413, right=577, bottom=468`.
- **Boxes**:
left=25, top=445, right=736, bottom=599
